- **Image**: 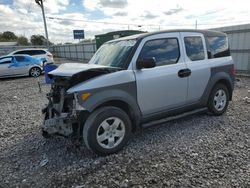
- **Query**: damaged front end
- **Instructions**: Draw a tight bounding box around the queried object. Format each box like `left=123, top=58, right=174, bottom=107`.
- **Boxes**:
left=41, top=63, right=120, bottom=138
left=42, top=80, right=77, bottom=137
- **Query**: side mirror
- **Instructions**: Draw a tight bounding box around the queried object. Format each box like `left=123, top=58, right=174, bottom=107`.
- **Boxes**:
left=136, top=57, right=156, bottom=69
left=207, top=50, right=212, bottom=59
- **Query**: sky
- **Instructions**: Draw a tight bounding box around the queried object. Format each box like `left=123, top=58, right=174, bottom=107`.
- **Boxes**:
left=0, top=0, right=250, bottom=44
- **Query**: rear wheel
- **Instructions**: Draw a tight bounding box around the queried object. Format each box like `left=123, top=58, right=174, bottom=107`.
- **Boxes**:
left=29, top=67, right=41, bottom=77
left=207, top=83, right=229, bottom=116
left=83, top=106, right=132, bottom=156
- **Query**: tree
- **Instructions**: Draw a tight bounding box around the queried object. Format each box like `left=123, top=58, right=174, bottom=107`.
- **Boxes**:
left=30, top=35, right=46, bottom=45
left=30, top=35, right=52, bottom=46
left=17, top=36, right=29, bottom=46
left=0, top=31, right=18, bottom=42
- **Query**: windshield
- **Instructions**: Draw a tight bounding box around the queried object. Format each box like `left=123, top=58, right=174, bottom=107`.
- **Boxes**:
left=89, top=40, right=137, bottom=68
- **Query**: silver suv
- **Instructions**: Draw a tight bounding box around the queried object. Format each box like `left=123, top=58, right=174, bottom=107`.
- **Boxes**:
left=42, top=29, right=235, bottom=155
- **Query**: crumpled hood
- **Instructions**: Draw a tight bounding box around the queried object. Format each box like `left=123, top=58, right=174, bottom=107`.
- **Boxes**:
left=48, top=63, right=118, bottom=77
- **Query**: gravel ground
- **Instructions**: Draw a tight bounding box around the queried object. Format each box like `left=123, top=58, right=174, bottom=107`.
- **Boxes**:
left=0, top=76, right=249, bottom=188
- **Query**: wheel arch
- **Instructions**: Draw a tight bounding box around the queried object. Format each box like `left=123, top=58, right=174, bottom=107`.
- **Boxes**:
left=214, top=79, right=233, bottom=100
left=201, top=72, right=234, bottom=105
left=95, top=99, right=140, bottom=132
left=91, top=99, right=141, bottom=132
left=29, top=66, right=42, bottom=76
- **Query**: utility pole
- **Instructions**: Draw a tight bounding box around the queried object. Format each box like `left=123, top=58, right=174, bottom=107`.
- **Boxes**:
left=195, top=20, right=198, bottom=29
left=35, top=0, right=49, bottom=48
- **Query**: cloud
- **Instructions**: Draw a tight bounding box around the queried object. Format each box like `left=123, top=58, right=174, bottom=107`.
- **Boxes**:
left=99, top=0, right=128, bottom=8
left=83, top=0, right=99, bottom=10
left=59, top=20, right=74, bottom=25
left=44, top=0, right=70, bottom=14
left=113, top=11, right=128, bottom=17
left=13, top=0, right=70, bottom=14
left=84, top=0, right=128, bottom=10
left=1, top=0, right=250, bottom=44
left=141, top=11, right=158, bottom=19
left=164, top=7, right=184, bottom=16
left=0, top=1, right=73, bottom=44
left=0, top=4, right=13, bottom=15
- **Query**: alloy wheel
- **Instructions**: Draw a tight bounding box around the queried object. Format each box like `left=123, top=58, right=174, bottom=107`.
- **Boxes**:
left=96, top=117, right=125, bottom=149
left=213, top=89, right=227, bottom=111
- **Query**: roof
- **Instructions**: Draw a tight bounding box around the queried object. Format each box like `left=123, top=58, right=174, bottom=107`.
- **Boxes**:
left=12, top=48, right=48, bottom=51
left=8, top=48, right=49, bottom=55
left=108, top=29, right=226, bottom=43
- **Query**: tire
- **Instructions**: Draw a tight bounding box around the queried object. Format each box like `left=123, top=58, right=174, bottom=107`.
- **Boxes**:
left=83, top=106, right=132, bottom=156
left=29, top=67, right=41, bottom=77
left=207, top=83, right=229, bottom=116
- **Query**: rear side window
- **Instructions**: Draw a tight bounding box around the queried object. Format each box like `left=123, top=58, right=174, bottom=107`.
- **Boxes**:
left=33, top=50, right=46, bottom=55
left=138, top=38, right=180, bottom=66
left=14, top=50, right=46, bottom=56
left=15, top=56, right=26, bottom=62
left=14, top=51, right=27, bottom=55
left=184, top=37, right=205, bottom=61
left=207, top=36, right=230, bottom=58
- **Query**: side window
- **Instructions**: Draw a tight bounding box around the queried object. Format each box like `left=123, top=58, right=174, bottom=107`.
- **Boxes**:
left=38, top=50, right=46, bottom=55
left=207, top=36, right=230, bottom=58
left=0, top=57, right=12, bottom=64
left=29, top=50, right=46, bottom=55
left=14, top=51, right=27, bottom=55
left=184, top=36, right=205, bottom=61
left=25, top=50, right=35, bottom=55
left=138, top=38, right=180, bottom=67
left=15, top=56, right=26, bottom=62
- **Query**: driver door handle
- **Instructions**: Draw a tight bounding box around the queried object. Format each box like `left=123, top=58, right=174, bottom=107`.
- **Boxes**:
left=178, top=68, right=191, bottom=78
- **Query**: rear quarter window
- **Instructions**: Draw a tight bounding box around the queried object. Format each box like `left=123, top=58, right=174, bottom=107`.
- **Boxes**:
left=34, top=50, right=46, bottom=55
left=14, top=51, right=27, bottom=55
left=14, top=50, right=46, bottom=56
left=207, top=36, right=230, bottom=58
left=184, top=36, right=205, bottom=61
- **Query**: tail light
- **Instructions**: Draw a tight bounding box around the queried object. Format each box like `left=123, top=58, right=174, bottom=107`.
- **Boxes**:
left=231, top=65, right=236, bottom=76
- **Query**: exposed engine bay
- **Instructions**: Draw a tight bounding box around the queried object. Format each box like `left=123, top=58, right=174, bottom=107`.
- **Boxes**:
left=41, top=63, right=121, bottom=138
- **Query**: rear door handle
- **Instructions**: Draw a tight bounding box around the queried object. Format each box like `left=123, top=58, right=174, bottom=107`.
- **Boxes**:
left=178, top=68, right=191, bottom=78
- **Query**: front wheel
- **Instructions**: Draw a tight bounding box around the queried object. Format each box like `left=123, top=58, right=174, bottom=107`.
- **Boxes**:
left=207, top=83, right=229, bottom=116
left=83, top=106, right=132, bottom=156
left=29, top=67, right=41, bottom=77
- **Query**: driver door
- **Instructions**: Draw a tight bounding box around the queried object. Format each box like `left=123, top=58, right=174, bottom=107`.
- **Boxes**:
left=0, top=57, right=13, bottom=77
left=132, top=32, right=189, bottom=116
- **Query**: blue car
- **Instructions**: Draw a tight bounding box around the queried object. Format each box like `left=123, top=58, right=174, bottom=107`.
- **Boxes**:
left=0, top=55, right=46, bottom=78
